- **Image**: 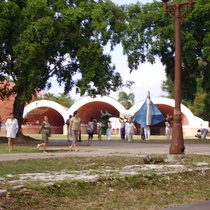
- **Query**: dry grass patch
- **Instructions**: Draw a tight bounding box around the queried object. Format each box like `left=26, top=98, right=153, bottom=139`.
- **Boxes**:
left=0, top=155, right=210, bottom=209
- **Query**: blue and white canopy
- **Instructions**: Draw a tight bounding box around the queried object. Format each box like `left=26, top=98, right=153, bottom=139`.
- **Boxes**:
left=134, top=92, right=165, bottom=126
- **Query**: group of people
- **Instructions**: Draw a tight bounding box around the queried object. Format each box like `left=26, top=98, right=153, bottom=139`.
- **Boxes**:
left=86, top=118, right=111, bottom=144
left=119, top=117, right=137, bottom=142
left=1, top=111, right=209, bottom=153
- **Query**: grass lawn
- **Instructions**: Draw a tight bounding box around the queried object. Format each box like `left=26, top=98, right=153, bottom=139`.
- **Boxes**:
left=0, top=134, right=210, bottom=209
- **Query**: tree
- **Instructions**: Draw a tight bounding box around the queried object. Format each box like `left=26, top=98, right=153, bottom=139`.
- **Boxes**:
left=121, top=0, right=210, bottom=120
left=36, top=92, right=74, bottom=108
left=118, top=91, right=135, bottom=109
left=0, top=0, right=126, bottom=132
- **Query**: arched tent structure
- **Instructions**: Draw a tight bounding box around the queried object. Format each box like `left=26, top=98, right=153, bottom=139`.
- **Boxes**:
left=68, top=95, right=126, bottom=134
left=22, top=100, right=67, bottom=134
left=23, top=100, right=67, bottom=119
left=69, top=95, right=126, bottom=124
left=20, top=96, right=208, bottom=136
left=129, top=97, right=209, bottom=136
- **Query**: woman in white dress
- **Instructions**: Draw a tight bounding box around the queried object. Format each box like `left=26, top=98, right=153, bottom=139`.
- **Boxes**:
left=5, top=113, right=18, bottom=152
left=125, top=119, right=136, bottom=142
left=106, top=121, right=112, bottom=140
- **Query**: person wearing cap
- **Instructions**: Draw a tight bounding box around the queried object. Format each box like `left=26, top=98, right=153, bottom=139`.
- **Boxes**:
left=5, top=113, right=18, bottom=152
left=69, top=110, right=81, bottom=152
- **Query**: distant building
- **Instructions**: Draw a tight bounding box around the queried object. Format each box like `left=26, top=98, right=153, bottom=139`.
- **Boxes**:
left=0, top=86, right=208, bottom=136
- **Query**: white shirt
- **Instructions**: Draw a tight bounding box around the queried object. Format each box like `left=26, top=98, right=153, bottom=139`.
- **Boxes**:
left=125, top=122, right=136, bottom=134
left=5, top=118, right=18, bottom=138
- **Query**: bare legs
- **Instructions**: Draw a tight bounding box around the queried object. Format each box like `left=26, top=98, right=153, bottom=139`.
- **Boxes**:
left=87, top=138, right=93, bottom=146
left=87, top=132, right=94, bottom=146
left=98, top=130, right=102, bottom=141
left=69, top=130, right=78, bottom=152
left=37, top=143, right=47, bottom=153
left=8, top=137, right=14, bottom=152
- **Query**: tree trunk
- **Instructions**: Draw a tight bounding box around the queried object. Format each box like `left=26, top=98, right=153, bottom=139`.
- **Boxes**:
left=13, top=93, right=25, bottom=135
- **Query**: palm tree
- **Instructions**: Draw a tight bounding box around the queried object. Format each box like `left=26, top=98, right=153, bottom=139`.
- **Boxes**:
left=118, top=91, right=135, bottom=109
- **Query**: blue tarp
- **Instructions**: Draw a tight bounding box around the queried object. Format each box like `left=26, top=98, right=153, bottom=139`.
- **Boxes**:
left=134, top=99, right=165, bottom=126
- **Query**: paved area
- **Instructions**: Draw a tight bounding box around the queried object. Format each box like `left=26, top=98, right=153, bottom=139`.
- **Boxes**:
left=1, top=140, right=210, bottom=161
left=163, top=200, right=210, bottom=210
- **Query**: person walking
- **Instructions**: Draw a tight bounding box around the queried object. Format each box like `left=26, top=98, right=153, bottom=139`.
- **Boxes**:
left=87, top=117, right=96, bottom=146
left=97, top=120, right=102, bottom=141
left=69, top=110, right=81, bottom=152
left=144, top=125, right=151, bottom=140
left=37, top=116, right=51, bottom=153
left=5, top=113, right=18, bottom=152
left=66, top=115, right=72, bottom=142
left=106, top=121, right=112, bottom=141
left=125, top=119, right=136, bottom=142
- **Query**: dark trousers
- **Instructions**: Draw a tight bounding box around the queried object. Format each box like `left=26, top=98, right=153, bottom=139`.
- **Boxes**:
left=120, top=128, right=125, bottom=140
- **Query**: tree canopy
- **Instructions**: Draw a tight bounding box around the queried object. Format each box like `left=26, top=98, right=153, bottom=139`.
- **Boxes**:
left=118, top=91, right=135, bottom=109
left=0, top=0, right=126, bottom=130
left=36, top=92, right=74, bottom=108
left=121, top=0, right=210, bottom=120
left=1, top=0, right=210, bottom=131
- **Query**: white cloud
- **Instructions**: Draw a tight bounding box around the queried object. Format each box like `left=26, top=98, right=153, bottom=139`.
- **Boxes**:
left=108, top=44, right=167, bottom=102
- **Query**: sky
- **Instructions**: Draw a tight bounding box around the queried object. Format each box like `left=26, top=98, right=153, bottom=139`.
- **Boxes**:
left=48, top=0, right=167, bottom=103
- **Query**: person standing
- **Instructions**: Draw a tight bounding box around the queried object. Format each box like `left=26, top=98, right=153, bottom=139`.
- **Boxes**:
left=37, top=116, right=51, bottom=153
left=5, top=113, right=19, bottom=152
left=165, top=114, right=173, bottom=140
left=144, top=125, right=150, bottom=140
left=0, top=115, right=3, bottom=132
left=97, top=120, right=102, bottom=141
left=125, top=119, right=136, bottom=142
left=66, top=115, right=72, bottom=142
left=87, top=117, right=96, bottom=146
left=119, top=118, right=125, bottom=140
left=106, top=121, right=112, bottom=141
left=69, top=110, right=81, bottom=152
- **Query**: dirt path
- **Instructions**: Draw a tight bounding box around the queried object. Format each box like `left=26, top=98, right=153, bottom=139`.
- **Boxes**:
left=1, top=140, right=210, bottom=161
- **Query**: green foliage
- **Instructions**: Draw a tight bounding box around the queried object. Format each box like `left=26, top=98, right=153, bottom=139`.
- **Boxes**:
left=36, top=92, right=74, bottom=108
left=0, top=0, right=126, bottom=129
left=121, top=0, right=210, bottom=120
left=118, top=91, right=135, bottom=109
